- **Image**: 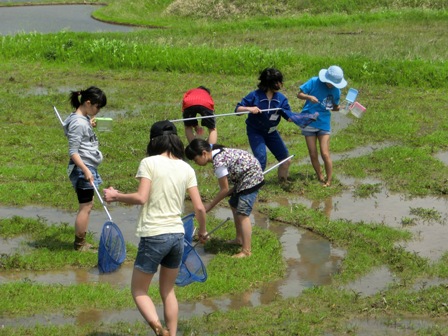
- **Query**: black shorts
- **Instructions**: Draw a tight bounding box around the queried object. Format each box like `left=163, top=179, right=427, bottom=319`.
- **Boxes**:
left=183, top=105, right=216, bottom=129
left=76, top=188, right=94, bottom=204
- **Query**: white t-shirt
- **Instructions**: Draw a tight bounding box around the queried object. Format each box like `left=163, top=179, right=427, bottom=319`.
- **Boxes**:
left=135, top=155, right=197, bottom=237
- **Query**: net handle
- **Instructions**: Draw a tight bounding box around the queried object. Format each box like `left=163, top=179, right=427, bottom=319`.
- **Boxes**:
left=263, top=154, right=295, bottom=175
left=92, top=183, right=113, bottom=222
left=169, top=108, right=282, bottom=123
left=194, top=217, right=231, bottom=247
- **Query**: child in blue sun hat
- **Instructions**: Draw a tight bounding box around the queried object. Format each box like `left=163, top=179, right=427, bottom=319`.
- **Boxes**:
left=297, top=65, right=347, bottom=187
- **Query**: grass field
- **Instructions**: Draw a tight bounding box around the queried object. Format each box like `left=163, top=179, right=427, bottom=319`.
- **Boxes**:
left=1, top=0, right=448, bottom=335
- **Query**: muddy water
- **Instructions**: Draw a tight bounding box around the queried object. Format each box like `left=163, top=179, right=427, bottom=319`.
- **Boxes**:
left=289, top=177, right=448, bottom=261
left=0, top=204, right=344, bottom=328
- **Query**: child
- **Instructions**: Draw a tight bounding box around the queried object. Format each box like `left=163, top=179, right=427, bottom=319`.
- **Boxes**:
left=63, top=86, right=107, bottom=251
left=103, top=120, right=207, bottom=336
left=185, top=138, right=264, bottom=258
left=182, top=86, right=217, bottom=144
left=235, top=68, right=292, bottom=182
left=296, top=65, right=347, bottom=187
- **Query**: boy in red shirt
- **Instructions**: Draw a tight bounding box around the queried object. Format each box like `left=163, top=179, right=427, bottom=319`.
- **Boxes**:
left=182, top=86, right=217, bottom=144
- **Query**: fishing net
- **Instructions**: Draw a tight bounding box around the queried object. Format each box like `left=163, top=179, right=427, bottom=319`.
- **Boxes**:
left=98, top=221, right=126, bottom=273
left=182, top=213, right=196, bottom=244
left=175, top=213, right=207, bottom=286
left=289, top=112, right=319, bottom=128
left=175, top=239, right=207, bottom=287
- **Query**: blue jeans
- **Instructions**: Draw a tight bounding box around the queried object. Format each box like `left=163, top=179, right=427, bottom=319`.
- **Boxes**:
left=134, top=233, right=184, bottom=274
left=228, top=190, right=259, bottom=216
left=247, top=126, right=289, bottom=170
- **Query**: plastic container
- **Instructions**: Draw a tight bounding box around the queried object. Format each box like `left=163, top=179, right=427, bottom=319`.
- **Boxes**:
left=95, top=117, right=113, bottom=132
left=339, top=101, right=351, bottom=115
left=349, top=102, right=366, bottom=118
left=346, top=88, right=358, bottom=103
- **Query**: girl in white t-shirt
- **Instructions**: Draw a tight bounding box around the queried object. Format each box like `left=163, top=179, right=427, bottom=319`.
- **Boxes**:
left=104, top=120, right=207, bottom=336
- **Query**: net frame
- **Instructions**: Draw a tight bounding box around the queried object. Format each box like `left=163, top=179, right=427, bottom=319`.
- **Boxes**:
left=98, top=221, right=126, bottom=273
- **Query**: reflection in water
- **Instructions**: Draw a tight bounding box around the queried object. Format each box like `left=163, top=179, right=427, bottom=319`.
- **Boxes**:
left=290, top=177, right=448, bottom=261
left=311, top=197, right=333, bottom=218
left=0, top=204, right=345, bottom=327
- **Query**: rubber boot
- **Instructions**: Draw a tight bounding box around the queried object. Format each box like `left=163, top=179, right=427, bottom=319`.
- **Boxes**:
left=74, top=232, right=92, bottom=251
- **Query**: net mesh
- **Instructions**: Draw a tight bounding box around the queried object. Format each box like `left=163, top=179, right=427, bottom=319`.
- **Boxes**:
left=289, top=112, right=319, bottom=128
left=182, top=213, right=195, bottom=244
left=175, top=213, right=207, bottom=286
left=98, top=221, right=126, bottom=273
left=176, top=240, right=207, bottom=286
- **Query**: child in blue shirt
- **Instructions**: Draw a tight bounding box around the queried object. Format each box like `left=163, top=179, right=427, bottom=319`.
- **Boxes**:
left=297, top=65, right=347, bottom=187
left=235, top=68, right=293, bottom=182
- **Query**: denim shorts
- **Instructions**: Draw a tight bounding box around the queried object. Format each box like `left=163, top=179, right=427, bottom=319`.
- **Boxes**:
left=134, top=233, right=184, bottom=274
left=228, top=189, right=259, bottom=216
left=301, top=126, right=331, bottom=137
left=69, top=164, right=102, bottom=190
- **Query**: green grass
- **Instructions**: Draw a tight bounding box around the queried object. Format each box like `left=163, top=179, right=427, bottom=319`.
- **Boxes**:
left=1, top=0, right=448, bottom=335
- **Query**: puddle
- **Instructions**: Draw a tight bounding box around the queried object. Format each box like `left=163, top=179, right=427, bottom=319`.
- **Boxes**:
left=345, top=317, right=444, bottom=336
left=435, top=150, right=448, bottom=165
left=0, top=203, right=345, bottom=328
left=0, top=5, right=139, bottom=35
left=344, top=266, right=396, bottom=297
left=289, top=176, right=448, bottom=261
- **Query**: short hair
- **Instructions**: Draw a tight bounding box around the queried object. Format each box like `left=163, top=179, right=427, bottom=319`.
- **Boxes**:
left=257, top=68, right=283, bottom=92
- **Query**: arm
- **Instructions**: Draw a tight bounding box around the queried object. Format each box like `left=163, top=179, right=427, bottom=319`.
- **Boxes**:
left=297, top=90, right=319, bottom=104
left=235, top=91, right=261, bottom=115
left=236, top=105, right=261, bottom=114
left=205, top=176, right=232, bottom=212
left=187, top=186, right=207, bottom=238
left=70, top=153, right=94, bottom=185
left=103, top=177, right=150, bottom=205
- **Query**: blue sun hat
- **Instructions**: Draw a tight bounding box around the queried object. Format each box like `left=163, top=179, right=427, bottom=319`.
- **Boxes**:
left=319, top=65, right=347, bottom=89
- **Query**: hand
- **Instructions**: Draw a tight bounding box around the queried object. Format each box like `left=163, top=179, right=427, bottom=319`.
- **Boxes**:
left=198, top=231, right=209, bottom=244
left=103, top=187, right=118, bottom=203
left=249, top=106, right=261, bottom=114
left=90, top=117, right=97, bottom=127
left=83, top=170, right=94, bottom=186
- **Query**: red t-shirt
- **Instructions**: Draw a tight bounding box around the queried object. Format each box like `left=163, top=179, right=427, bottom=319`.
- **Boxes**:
left=182, top=88, right=214, bottom=111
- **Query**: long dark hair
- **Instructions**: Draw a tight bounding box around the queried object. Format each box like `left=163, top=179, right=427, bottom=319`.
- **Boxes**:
left=257, top=68, right=283, bottom=92
left=185, top=138, right=225, bottom=160
left=147, top=121, right=185, bottom=159
left=147, top=135, right=185, bottom=160
left=69, top=86, right=107, bottom=109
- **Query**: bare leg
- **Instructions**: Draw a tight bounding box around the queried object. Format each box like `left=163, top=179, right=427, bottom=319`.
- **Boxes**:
left=232, top=212, right=252, bottom=258
left=304, top=135, right=325, bottom=183
left=318, top=134, right=332, bottom=186
left=74, top=201, right=94, bottom=250
left=228, top=207, right=243, bottom=245
left=184, top=126, right=195, bottom=143
left=159, top=266, right=180, bottom=336
left=207, top=128, right=217, bottom=145
left=131, top=268, right=168, bottom=336
left=277, top=158, right=291, bottom=181
left=75, top=201, right=93, bottom=236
